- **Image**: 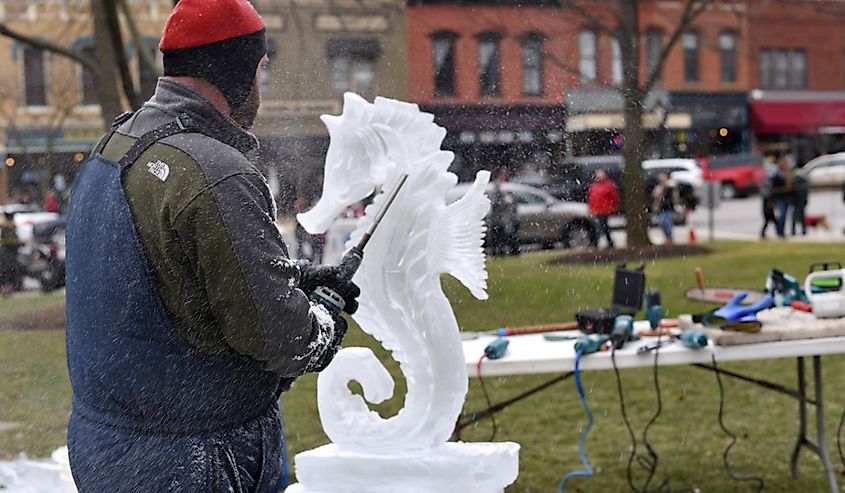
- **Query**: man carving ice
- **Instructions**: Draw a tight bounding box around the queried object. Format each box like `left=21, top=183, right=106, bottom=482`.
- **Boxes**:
left=64, top=0, right=359, bottom=490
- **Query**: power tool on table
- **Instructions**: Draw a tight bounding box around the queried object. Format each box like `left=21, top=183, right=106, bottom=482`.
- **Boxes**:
left=574, top=334, right=608, bottom=355
left=310, top=174, right=409, bottom=312
left=484, top=337, right=510, bottom=360
left=645, top=289, right=665, bottom=329
left=766, top=269, right=809, bottom=307
left=609, top=315, right=637, bottom=350
left=805, top=261, right=845, bottom=319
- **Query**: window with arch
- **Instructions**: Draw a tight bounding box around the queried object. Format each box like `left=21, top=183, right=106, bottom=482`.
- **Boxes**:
left=431, top=31, right=457, bottom=97
left=719, top=31, right=737, bottom=83
left=521, top=33, right=544, bottom=96
left=79, top=44, right=99, bottom=106
left=682, top=32, right=699, bottom=82
left=477, top=32, right=502, bottom=96
left=645, top=29, right=662, bottom=79
left=578, top=30, right=597, bottom=82
left=22, top=45, right=47, bottom=106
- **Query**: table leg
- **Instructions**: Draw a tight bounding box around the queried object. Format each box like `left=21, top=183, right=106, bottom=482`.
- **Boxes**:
left=789, top=356, right=839, bottom=493
left=813, top=356, right=839, bottom=493
left=790, top=357, right=807, bottom=479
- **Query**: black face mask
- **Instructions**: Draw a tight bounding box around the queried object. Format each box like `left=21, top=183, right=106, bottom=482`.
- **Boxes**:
left=162, top=29, right=267, bottom=111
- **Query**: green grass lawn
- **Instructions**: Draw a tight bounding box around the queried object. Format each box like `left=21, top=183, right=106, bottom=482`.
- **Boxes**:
left=3, top=242, right=845, bottom=491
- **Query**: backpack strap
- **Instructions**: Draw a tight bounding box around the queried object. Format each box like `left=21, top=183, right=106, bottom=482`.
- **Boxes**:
left=117, top=113, right=198, bottom=171
left=90, top=111, right=135, bottom=157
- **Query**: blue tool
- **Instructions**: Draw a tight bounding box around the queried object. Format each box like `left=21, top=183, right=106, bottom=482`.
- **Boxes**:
left=710, top=292, right=774, bottom=323
left=645, top=289, right=665, bottom=329
left=679, top=330, right=708, bottom=349
left=610, top=315, right=635, bottom=349
left=574, top=334, right=607, bottom=355
left=484, top=337, right=509, bottom=360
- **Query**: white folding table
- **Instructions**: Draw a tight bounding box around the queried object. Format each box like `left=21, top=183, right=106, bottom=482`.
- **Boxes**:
left=460, top=324, right=845, bottom=493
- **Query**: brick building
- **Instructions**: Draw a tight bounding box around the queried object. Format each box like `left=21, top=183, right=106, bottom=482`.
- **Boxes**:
left=744, top=0, right=845, bottom=163
left=407, top=0, right=570, bottom=181
left=407, top=0, right=845, bottom=177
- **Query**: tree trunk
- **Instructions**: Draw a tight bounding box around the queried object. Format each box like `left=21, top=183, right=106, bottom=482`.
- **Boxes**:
left=92, top=0, right=124, bottom=128
left=622, top=91, right=651, bottom=247
left=618, top=0, right=651, bottom=247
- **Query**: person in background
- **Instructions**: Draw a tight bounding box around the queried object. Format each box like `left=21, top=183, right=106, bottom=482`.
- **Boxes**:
left=587, top=168, right=620, bottom=248
left=790, top=169, right=808, bottom=236
left=769, top=156, right=794, bottom=238
left=0, top=212, right=22, bottom=297
left=489, top=170, right=519, bottom=256
left=652, top=173, right=679, bottom=245
left=44, top=189, right=61, bottom=213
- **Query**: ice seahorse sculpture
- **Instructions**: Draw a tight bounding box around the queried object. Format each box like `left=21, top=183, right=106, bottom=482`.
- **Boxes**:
left=289, top=94, right=518, bottom=493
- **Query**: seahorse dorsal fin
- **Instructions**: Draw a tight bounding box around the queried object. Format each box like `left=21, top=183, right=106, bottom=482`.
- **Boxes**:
left=432, top=170, right=491, bottom=300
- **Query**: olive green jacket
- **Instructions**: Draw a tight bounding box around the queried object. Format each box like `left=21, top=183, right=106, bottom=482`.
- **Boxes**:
left=98, top=79, right=331, bottom=379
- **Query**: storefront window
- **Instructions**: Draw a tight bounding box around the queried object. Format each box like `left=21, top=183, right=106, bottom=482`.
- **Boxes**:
left=682, top=32, right=699, bottom=82
left=719, top=32, right=736, bottom=83
left=432, top=32, right=457, bottom=97
left=23, top=46, right=47, bottom=106
left=478, top=33, right=501, bottom=96
left=578, top=30, right=596, bottom=82
left=521, top=33, right=543, bottom=95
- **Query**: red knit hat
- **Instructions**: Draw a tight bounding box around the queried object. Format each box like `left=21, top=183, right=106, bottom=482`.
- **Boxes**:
left=160, top=0, right=265, bottom=51
left=160, top=0, right=268, bottom=110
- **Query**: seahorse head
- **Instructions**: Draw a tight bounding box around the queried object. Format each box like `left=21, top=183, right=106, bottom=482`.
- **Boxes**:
left=298, top=93, right=454, bottom=234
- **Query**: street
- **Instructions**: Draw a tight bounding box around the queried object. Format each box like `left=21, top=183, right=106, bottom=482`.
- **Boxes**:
left=600, top=189, right=845, bottom=248
left=691, top=189, right=845, bottom=242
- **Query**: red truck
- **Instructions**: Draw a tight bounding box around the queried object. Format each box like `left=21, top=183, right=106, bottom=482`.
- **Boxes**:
left=696, top=153, right=767, bottom=199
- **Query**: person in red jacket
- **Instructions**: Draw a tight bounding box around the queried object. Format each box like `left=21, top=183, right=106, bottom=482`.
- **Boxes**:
left=587, top=168, right=620, bottom=248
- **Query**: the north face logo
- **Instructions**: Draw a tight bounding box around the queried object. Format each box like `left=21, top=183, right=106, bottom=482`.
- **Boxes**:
left=146, top=160, right=170, bottom=182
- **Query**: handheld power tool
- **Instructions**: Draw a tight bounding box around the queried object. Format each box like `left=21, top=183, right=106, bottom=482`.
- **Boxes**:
left=310, top=174, right=409, bottom=312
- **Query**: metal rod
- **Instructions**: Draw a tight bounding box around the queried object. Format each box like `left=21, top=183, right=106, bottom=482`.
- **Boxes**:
left=813, top=356, right=839, bottom=493
left=692, top=363, right=816, bottom=405
left=356, top=174, right=409, bottom=251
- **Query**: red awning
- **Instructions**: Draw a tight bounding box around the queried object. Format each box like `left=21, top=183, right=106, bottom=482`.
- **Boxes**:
left=750, top=100, right=845, bottom=135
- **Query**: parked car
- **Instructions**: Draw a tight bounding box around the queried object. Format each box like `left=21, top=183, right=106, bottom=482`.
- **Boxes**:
left=696, top=153, right=766, bottom=199
left=802, top=152, right=845, bottom=187
left=447, top=182, right=597, bottom=249
left=641, top=158, right=704, bottom=191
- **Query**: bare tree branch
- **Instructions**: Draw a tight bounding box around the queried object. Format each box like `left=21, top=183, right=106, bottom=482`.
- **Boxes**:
left=643, top=0, right=714, bottom=94
left=560, top=0, right=620, bottom=37
left=0, top=23, right=96, bottom=72
left=104, top=0, right=141, bottom=109
left=119, top=0, right=161, bottom=80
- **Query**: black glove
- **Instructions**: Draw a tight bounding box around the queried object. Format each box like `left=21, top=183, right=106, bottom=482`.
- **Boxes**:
left=306, top=310, right=349, bottom=373
left=297, top=261, right=361, bottom=315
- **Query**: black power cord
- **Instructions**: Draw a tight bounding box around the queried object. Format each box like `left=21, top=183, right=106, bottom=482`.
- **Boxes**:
left=612, top=347, right=642, bottom=493
left=710, top=354, right=765, bottom=493
left=639, top=333, right=672, bottom=493
left=476, top=354, right=499, bottom=442
left=612, top=337, right=672, bottom=493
